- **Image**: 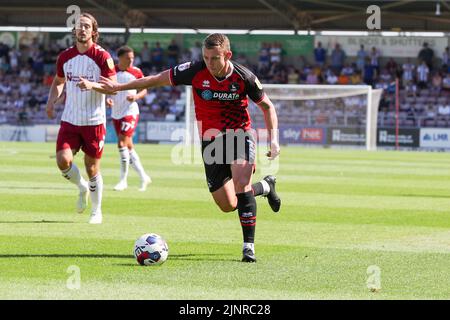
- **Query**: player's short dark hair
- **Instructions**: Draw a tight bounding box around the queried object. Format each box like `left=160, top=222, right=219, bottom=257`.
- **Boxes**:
left=117, top=45, right=134, bottom=57
left=203, top=33, right=230, bottom=51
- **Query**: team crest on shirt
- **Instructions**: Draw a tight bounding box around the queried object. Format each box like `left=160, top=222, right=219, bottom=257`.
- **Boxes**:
left=229, top=82, right=240, bottom=92
left=107, top=58, right=114, bottom=70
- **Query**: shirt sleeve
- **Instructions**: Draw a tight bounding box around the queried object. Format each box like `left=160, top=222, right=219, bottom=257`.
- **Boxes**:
left=56, top=54, right=65, bottom=78
left=246, top=73, right=265, bottom=104
left=170, top=61, right=202, bottom=86
left=100, top=52, right=116, bottom=78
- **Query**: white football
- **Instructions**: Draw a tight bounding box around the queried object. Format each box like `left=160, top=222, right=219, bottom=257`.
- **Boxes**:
left=133, top=233, right=169, bottom=266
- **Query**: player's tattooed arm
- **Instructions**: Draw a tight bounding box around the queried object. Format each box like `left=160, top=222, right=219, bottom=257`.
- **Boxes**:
left=99, top=70, right=172, bottom=93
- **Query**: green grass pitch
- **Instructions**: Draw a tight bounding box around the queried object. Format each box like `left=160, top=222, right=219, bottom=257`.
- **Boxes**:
left=0, top=141, right=449, bottom=299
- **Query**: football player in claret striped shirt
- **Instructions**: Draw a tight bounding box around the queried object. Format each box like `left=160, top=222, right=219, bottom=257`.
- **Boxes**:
left=106, top=46, right=151, bottom=192
left=45, top=13, right=117, bottom=224
left=98, top=33, right=281, bottom=263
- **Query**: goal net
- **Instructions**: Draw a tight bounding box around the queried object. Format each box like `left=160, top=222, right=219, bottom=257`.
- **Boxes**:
left=184, top=84, right=383, bottom=151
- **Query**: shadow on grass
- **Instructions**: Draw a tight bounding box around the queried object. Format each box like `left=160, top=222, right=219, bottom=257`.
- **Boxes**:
left=114, top=254, right=239, bottom=265
left=0, top=253, right=237, bottom=263
left=0, top=220, right=75, bottom=224
left=0, top=186, right=72, bottom=191
left=400, top=194, right=450, bottom=199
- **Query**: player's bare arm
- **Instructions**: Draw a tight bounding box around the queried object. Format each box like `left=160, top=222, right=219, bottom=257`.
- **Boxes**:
left=127, top=88, right=148, bottom=102
left=257, top=95, right=280, bottom=160
left=99, top=70, right=171, bottom=93
left=77, top=75, right=118, bottom=95
left=46, top=75, right=65, bottom=119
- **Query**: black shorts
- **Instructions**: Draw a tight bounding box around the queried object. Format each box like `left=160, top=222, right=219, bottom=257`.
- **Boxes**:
left=201, top=131, right=256, bottom=193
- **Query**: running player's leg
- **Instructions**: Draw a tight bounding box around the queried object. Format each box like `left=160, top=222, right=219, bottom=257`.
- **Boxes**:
left=56, top=122, right=88, bottom=213
left=231, top=160, right=257, bottom=263
left=122, top=115, right=151, bottom=191
left=211, top=179, right=237, bottom=212
left=81, top=124, right=106, bottom=224
left=114, top=133, right=130, bottom=191
left=84, top=154, right=103, bottom=224
left=251, top=175, right=281, bottom=213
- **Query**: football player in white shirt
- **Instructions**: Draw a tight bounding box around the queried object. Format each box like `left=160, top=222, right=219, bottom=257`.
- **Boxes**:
left=45, top=13, right=117, bottom=224
left=107, top=46, right=151, bottom=191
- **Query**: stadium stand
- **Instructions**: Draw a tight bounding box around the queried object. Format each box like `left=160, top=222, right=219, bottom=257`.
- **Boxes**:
left=1, top=36, right=448, bottom=128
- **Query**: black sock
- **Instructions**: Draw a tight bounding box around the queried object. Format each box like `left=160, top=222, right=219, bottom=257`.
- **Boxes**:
left=236, top=191, right=257, bottom=243
left=251, top=182, right=264, bottom=196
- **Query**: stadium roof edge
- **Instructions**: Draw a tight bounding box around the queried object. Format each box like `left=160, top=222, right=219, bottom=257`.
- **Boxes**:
left=0, top=27, right=448, bottom=37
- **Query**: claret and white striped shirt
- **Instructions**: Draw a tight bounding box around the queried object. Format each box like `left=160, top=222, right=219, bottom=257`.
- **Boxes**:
left=111, top=65, right=144, bottom=119
left=57, top=44, right=116, bottom=125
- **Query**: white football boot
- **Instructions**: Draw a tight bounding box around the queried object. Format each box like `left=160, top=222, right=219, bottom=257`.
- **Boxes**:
left=138, top=175, right=152, bottom=192
left=89, top=210, right=103, bottom=224
left=77, top=185, right=89, bottom=214
left=113, top=180, right=128, bottom=191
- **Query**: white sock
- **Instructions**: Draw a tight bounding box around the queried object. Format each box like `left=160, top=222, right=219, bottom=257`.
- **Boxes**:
left=89, top=174, right=103, bottom=213
left=118, top=147, right=130, bottom=181
left=260, top=179, right=270, bottom=196
left=61, top=163, right=88, bottom=191
left=243, top=242, right=255, bottom=252
left=129, top=149, right=148, bottom=180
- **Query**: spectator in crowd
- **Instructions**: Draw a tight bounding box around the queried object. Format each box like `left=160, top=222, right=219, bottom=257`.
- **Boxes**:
left=341, top=63, right=354, bottom=76
left=437, top=103, right=450, bottom=116
left=258, top=42, right=271, bottom=74
left=442, top=73, right=450, bottom=91
left=8, top=48, right=20, bottom=70
left=180, top=48, right=191, bottom=63
left=236, top=53, right=248, bottom=66
left=314, top=41, right=326, bottom=66
left=417, top=60, right=430, bottom=89
left=369, top=46, right=380, bottom=76
left=431, top=72, right=443, bottom=94
left=379, top=68, right=392, bottom=83
left=151, top=42, right=164, bottom=71
left=270, top=42, right=282, bottom=65
left=356, top=44, right=367, bottom=72
left=443, top=46, right=449, bottom=66
left=350, top=72, right=363, bottom=84
left=305, top=69, right=318, bottom=84
left=140, top=41, right=151, bottom=71
left=330, top=43, right=346, bottom=74
left=402, top=58, right=415, bottom=87
left=167, top=39, right=180, bottom=68
left=338, top=72, right=350, bottom=85
left=190, top=41, right=202, bottom=61
left=418, top=42, right=434, bottom=70
left=405, top=80, right=418, bottom=97
left=325, top=70, right=338, bottom=84
left=385, top=58, right=398, bottom=76
left=363, top=56, right=375, bottom=86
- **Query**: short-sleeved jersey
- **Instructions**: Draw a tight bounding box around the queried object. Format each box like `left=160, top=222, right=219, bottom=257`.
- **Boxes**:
left=111, top=65, right=144, bottom=119
left=56, top=44, right=116, bottom=126
left=169, top=60, right=265, bottom=139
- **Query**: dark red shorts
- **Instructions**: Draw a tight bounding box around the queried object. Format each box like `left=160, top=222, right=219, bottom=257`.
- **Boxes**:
left=56, top=121, right=106, bottom=159
left=112, top=115, right=139, bottom=137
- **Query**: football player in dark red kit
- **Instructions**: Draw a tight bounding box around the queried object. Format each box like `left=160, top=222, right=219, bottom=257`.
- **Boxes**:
left=98, top=33, right=281, bottom=262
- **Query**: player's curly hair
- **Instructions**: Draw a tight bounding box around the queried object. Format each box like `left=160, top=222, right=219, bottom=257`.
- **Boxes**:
left=203, top=33, right=230, bottom=51
left=71, top=12, right=99, bottom=43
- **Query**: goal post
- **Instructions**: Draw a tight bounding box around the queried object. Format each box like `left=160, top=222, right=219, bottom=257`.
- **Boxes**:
left=184, top=84, right=383, bottom=151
